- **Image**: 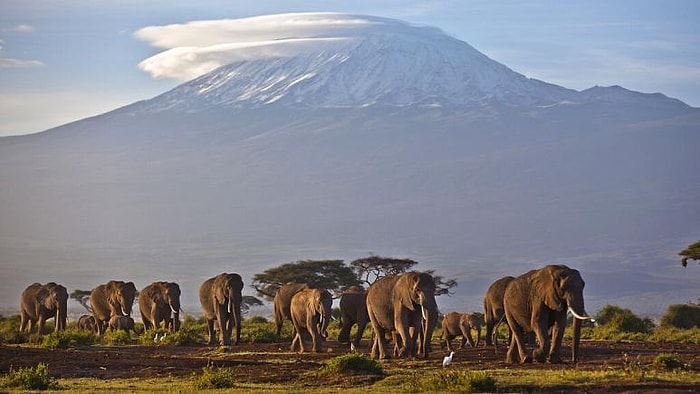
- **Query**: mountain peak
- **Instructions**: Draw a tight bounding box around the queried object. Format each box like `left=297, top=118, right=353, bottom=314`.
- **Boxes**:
left=135, top=13, right=577, bottom=112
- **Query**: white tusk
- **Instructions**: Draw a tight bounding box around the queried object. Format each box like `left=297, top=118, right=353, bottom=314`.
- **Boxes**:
left=171, top=306, right=176, bottom=319
left=421, top=306, right=427, bottom=321
left=568, top=306, right=592, bottom=320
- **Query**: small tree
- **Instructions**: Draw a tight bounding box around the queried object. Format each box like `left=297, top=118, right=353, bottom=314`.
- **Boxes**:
left=660, top=303, right=700, bottom=329
left=70, top=290, right=92, bottom=313
left=241, top=295, right=264, bottom=316
left=252, top=259, right=361, bottom=300
left=349, top=255, right=457, bottom=295
left=350, top=255, right=418, bottom=286
left=679, top=240, right=700, bottom=267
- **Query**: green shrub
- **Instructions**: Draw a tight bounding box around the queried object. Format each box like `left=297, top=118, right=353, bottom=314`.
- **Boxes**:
left=140, top=326, right=205, bottom=346
left=660, top=303, right=700, bottom=329
left=653, top=353, right=685, bottom=370
left=320, top=354, right=383, bottom=376
left=402, top=370, right=497, bottom=393
left=0, top=315, right=28, bottom=344
left=241, top=321, right=277, bottom=343
left=0, top=363, right=60, bottom=390
left=192, top=366, right=236, bottom=390
left=595, top=304, right=654, bottom=334
left=103, top=329, right=132, bottom=345
left=41, top=329, right=96, bottom=349
left=246, top=315, right=268, bottom=324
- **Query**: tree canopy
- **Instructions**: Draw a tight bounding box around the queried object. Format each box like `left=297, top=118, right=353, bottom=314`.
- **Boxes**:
left=350, top=255, right=457, bottom=295
left=350, top=255, right=418, bottom=286
left=679, top=240, right=700, bottom=267
left=69, top=289, right=92, bottom=313
left=251, top=259, right=361, bottom=300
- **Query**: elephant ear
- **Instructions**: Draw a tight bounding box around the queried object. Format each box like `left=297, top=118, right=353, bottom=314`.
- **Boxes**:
left=398, top=273, right=418, bottom=311
left=541, top=266, right=564, bottom=311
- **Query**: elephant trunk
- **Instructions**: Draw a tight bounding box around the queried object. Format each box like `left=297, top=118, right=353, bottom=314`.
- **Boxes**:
left=420, top=297, right=438, bottom=358
left=572, top=313, right=582, bottom=362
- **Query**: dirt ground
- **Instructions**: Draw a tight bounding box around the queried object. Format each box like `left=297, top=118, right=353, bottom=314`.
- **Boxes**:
left=1, top=339, right=698, bottom=392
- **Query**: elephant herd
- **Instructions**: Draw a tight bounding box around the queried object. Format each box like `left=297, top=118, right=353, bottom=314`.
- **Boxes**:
left=19, top=265, right=593, bottom=364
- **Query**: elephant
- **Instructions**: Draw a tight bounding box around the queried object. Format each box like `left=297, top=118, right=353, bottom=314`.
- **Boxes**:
left=139, top=281, right=181, bottom=332
left=19, top=282, right=68, bottom=334
left=90, top=280, right=137, bottom=335
left=338, top=285, right=369, bottom=349
left=78, top=315, right=97, bottom=333
left=199, top=273, right=244, bottom=346
left=289, top=288, right=333, bottom=353
left=503, top=264, right=593, bottom=364
left=273, top=282, right=309, bottom=339
left=441, top=312, right=483, bottom=352
left=108, top=315, right=143, bottom=335
left=483, top=276, right=515, bottom=347
left=366, top=271, right=439, bottom=359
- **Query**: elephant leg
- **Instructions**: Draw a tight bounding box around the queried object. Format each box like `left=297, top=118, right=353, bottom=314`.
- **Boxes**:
left=445, top=334, right=454, bottom=352
left=206, top=319, right=216, bottom=345
left=19, top=315, right=29, bottom=333
left=548, top=319, right=566, bottom=363
left=532, top=325, right=549, bottom=363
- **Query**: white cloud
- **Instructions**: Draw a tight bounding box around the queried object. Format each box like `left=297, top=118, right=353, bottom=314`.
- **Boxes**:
left=0, top=58, right=44, bottom=68
left=134, top=13, right=394, bottom=81
left=4, top=24, right=36, bottom=33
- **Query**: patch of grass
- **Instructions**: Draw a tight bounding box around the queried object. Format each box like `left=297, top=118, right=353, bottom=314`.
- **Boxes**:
left=653, top=353, right=686, bottom=370
left=320, top=354, right=383, bottom=376
left=41, top=328, right=96, bottom=349
left=192, top=366, right=237, bottom=389
left=0, top=315, right=28, bottom=344
left=0, top=363, right=60, bottom=390
left=241, top=320, right=277, bottom=343
left=400, top=370, right=497, bottom=393
left=103, top=329, right=132, bottom=345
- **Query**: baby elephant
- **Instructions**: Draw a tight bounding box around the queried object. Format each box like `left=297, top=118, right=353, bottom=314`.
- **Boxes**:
left=108, top=315, right=143, bottom=335
left=78, top=315, right=97, bottom=333
left=441, top=312, right=483, bottom=352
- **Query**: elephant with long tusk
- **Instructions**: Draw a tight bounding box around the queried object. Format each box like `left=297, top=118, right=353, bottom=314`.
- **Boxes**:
left=503, top=264, right=593, bottom=364
left=199, top=273, right=244, bottom=346
left=139, top=281, right=182, bottom=332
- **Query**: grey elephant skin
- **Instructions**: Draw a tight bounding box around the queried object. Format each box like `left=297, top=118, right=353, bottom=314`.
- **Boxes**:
left=199, top=273, right=244, bottom=345
left=441, top=311, right=482, bottom=352
left=273, top=282, right=310, bottom=339
left=290, top=288, right=333, bottom=353
left=108, top=315, right=143, bottom=335
left=90, top=280, right=138, bottom=335
left=139, top=281, right=181, bottom=332
left=504, top=264, right=591, bottom=364
left=338, top=285, right=369, bottom=348
left=78, top=315, right=97, bottom=333
left=20, top=282, right=68, bottom=334
left=483, top=275, right=515, bottom=347
left=366, top=271, right=438, bottom=359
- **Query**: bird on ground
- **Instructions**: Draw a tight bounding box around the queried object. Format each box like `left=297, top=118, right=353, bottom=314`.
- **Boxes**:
left=443, top=351, right=455, bottom=367
left=153, top=333, right=161, bottom=343
left=350, top=342, right=356, bottom=352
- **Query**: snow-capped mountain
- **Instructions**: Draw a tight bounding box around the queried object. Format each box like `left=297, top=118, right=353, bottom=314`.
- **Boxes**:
left=1, top=13, right=698, bottom=318
left=136, top=13, right=579, bottom=112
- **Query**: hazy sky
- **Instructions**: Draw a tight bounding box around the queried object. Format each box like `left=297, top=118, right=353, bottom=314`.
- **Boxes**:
left=1, top=0, right=699, bottom=136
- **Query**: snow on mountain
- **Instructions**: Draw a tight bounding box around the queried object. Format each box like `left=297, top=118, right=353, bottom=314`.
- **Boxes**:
left=135, top=13, right=577, bottom=112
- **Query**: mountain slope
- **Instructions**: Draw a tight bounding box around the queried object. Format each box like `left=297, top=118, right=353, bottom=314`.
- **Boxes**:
left=0, top=13, right=698, bottom=317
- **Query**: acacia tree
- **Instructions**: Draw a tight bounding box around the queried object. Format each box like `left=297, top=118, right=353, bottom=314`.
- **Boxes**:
left=251, top=259, right=361, bottom=300
left=679, top=240, right=700, bottom=267
left=349, top=255, right=458, bottom=296
left=70, top=289, right=92, bottom=313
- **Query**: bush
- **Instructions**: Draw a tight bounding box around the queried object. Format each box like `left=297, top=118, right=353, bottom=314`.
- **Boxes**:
left=103, top=329, right=132, bottom=345
left=402, top=370, right=497, bottom=393
left=660, top=303, right=700, bottom=329
left=140, top=326, right=205, bottom=346
left=653, top=353, right=685, bottom=370
left=0, top=315, right=28, bottom=344
left=595, top=304, right=655, bottom=334
left=0, top=363, right=60, bottom=390
left=320, top=354, right=383, bottom=375
left=41, top=329, right=96, bottom=349
left=246, top=315, right=268, bottom=324
left=192, top=366, right=236, bottom=389
left=241, top=321, right=277, bottom=343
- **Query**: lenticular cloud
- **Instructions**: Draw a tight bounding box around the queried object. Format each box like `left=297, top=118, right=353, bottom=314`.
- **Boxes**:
left=135, top=13, right=397, bottom=82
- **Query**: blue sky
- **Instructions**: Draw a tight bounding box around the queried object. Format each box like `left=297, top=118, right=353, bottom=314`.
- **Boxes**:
left=1, top=0, right=699, bottom=136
